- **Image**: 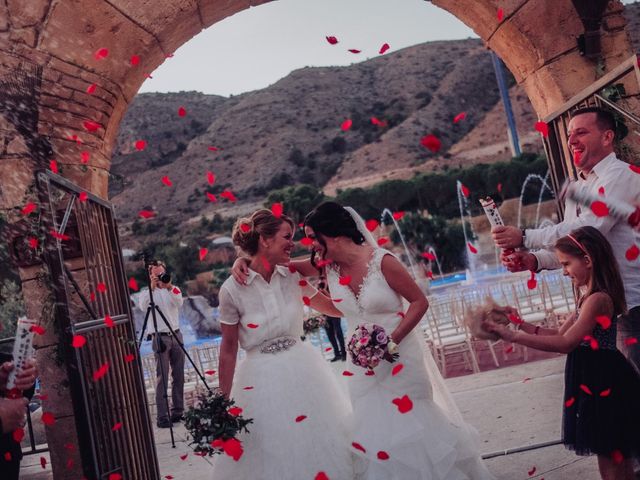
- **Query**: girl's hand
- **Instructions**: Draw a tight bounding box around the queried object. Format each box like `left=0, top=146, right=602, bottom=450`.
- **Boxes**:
left=231, top=258, right=251, bottom=285
left=484, top=321, right=516, bottom=341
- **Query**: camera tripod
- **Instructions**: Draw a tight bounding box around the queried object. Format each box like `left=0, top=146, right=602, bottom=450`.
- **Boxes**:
left=138, top=261, right=212, bottom=448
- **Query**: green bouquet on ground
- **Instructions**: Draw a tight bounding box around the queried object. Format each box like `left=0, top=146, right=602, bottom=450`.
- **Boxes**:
left=184, top=390, right=253, bottom=461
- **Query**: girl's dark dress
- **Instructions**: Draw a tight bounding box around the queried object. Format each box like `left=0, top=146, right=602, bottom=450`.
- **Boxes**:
left=563, top=306, right=640, bottom=457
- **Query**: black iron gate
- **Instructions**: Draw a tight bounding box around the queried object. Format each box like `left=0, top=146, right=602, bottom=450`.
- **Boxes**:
left=37, top=171, right=160, bottom=479
left=541, top=54, right=640, bottom=218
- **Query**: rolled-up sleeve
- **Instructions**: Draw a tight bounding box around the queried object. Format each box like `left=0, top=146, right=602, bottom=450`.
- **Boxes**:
left=219, top=285, right=240, bottom=325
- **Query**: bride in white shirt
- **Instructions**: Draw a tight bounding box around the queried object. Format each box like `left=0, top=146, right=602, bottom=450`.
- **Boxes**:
left=211, top=208, right=355, bottom=480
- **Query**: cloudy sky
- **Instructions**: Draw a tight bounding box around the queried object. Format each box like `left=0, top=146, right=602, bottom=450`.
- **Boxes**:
left=139, top=0, right=638, bottom=97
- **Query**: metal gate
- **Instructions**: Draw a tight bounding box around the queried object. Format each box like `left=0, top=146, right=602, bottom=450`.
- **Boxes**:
left=541, top=54, right=640, bottom=218
left=37, top=171, right=160, bottom=479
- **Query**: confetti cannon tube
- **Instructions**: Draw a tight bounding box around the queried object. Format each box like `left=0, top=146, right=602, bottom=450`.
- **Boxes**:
left=6, top=317, right=37, bottom=389
left=480, top=197, right=515, bottom=256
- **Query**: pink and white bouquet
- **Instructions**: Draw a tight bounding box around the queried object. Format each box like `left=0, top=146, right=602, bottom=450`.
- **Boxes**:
left=348, top=324, right=398, bottom=370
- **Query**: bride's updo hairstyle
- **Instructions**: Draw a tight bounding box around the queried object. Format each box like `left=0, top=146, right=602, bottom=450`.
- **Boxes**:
left=232, top=209, right=294, bottom=256
left=304, top=202, right=365, bottom=245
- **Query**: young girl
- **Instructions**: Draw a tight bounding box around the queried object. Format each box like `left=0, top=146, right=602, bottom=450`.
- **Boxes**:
left=488, top=226, right=640, bottom=480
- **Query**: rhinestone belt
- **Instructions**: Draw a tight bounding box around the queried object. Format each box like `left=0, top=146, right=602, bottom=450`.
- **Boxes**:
left=259, top=336, right=297, bottom=354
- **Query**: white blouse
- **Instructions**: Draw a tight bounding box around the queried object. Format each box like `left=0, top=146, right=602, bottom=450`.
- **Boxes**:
left=218, top=266, right=316, bottom=351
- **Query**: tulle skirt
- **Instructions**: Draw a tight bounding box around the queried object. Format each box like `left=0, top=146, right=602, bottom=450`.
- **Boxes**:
left=563, top=346, right=640, bottom=457
left=211, top=340, right=355, bottom=480
left=345, top=330, right=495, bottom=480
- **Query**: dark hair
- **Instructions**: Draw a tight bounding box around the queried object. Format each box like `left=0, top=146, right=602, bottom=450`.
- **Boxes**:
left=554, top=226, right=626, bottom=316
left=232, top=209, right=294, bottom=256
left=303, top=202, right=366, bottom=270
left=570, top=106, right=617, bottom=138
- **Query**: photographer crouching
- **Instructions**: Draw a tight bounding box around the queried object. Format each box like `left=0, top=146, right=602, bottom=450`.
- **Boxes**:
left=137, top=260, right=185, bottom=428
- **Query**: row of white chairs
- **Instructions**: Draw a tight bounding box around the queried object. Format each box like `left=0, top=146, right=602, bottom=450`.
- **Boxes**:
left=423, top=270, right=575, bottom=377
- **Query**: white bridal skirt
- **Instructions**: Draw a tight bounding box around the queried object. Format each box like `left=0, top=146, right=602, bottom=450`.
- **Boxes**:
left=211, top=339, right=355, bottom=480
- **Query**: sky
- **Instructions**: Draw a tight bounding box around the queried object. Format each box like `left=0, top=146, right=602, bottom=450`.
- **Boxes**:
left=139, top=0, right=639, bottom=97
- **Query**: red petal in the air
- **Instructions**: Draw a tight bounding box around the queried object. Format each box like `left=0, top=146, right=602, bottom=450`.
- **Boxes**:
left=377, top=237, right=389, bottom=246
left=93, top=362, right=110, bottom=381
left=534, top=121, right=549, bottom=137
left=207, top=171, right=216, bottom=185
left=420, top=134, right=441, bottom=153
left=391, top=394, right=413, bottom=413
left=128, top=277, right=139, bottom=291
left=271, top=203, right=283, bottom=218
left=72, top=335, right=86, bottom=348
left=527, top=271, right=537, bottom=290
left=50, top=160, right=59, bottom=174
left=220, top=190, right=237, bottom=202
left=467, top=243, right=478, bottom=254
left=579, top=384, right=593, bottom=395
left=352, top=442, right=366, bottom=453
left=247, top=323, right=259, bottom=329
left=295, top=415, right=307, bottom=423
left=365, top=219, right=379, bottom=232
left=80, top=151, right=90, bottom=164
left=460, top=183, right=470, bottom=198
left=41, top=412, right=55, bottom=426
left=161, top=176, right=173, bottom=187
left=139, top=210, right=156, bottom=219
left=565, top=396, right=575, bottom=407
left=178, top=106, right=187, bottom=117
left=339, top=276, right=352, bottom=285
left=377, top=451, right=390, bottom=460
left=206, top=192, right=217, bottom=202
left=379, top=43, right=390, bottom=54
left=302, top=296, right=311, bottom=306
left=326, top=36, right=338, bottom=45
left=590, top=201, right=609, bottom=217
left=596, top=315, right=611, bottom=329
left=392, top=363, right=404, bottom=376
left=348, top=49, right=361, bottom=54
left=130, top=55, right=140, bottom=66
left=87, top=83, right=97, bottom=94
left=300, top=237, right=313, bottom=246
left=341, top=119, right=352, bottom=131
left=104, top=314, right=114, bottom=328
left=453, top=112, right=466, bottom=123
left=199, top=248, right=208, bottom=261
left=94, top=48, right=109, bottom=60
left=342, top=370, right=354, bottom=376
left=392, top=211, right=404, bottom=220
left=135, top=140, right=146, bottom=151
left=625, top=245, right=640, bottom=261
left=83, top=121, right=100, bottom=132
left=497, top=8, right=504, bottom=21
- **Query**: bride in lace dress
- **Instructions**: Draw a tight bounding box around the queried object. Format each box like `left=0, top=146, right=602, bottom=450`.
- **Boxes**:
left=234, top=202, right=495, bottom=479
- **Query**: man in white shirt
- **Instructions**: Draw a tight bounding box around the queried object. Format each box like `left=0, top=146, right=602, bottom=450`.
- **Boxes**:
left=492, top=107, right=640, bottom=373
left=138, top=260, right=185, bottom=428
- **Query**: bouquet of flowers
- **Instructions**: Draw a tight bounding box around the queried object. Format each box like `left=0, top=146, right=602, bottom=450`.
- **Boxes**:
left=462, top=297, right=515, bottom=341
left=184, top=390, right=253, bottom=460
left=303, top=315, right=326, bottom=335
left=348, top=323, right=398, bottom=371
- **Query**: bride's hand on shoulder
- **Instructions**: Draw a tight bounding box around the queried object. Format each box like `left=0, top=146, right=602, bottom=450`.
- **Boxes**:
left=231, top=257, right=250, bottom=285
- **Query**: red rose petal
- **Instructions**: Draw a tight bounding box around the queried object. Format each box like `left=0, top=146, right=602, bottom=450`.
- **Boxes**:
left=243, top=386, right=254, bottom=390
left=625, top=337, right=638, bottom=346
left=315, top=473, right=329, bottom=480
left=348, top=49, right=361, bottom=54
left=207, top=171, right=216, bottom=185
left=128, top=277, right=139, bottom=291
left=199, top=248, right=208, bottom=261
left=420, top=134, right=441, bottom=153
left=220, top=190, right=237, bottom=202
left=421, top=252, right=436, bottom=261
left=626, top=245, right=640, bottom=261
left=80, top=151, right=90, bottom=164
left=49, top=160, right=59, bottom=174
left=300, top=237, right=313, bottom=246
left=365, top=219, right=379, bottom=232
left=326, top=36, right=338, bottom=45
left=339, top=276, right=352, bottom=285
left=78, top=191, right=88, bottom=202
left=497, top=7, right=504, bottom=21
left=93, top=362, right=110, bottom=382
left=629, top=165, right=640, bottom=174
left=228, top=407, right=243, bottom=416
left=565, top=396, right=575, bottom=407
left=161, top=176, right=173, bottom=187
left=341, top=119, right=353, bottom=131
left=139, top=210, right=156, bottom=219
left=83, top=121, right=100, bottom=133
left=391, top=363, right=404, bottom=376
left=124, top=353, right=135, bottom=363
left=94, top=48, right=109, bottom=60
left=453, top=112, right=467, bottom=123
left=460, top=183, right=470, bottom=198
left=135, top=139, right=146, bottom=151
left=295, top=415, right=307, bottom=423
left=178, top=106, right=187, bottom=117
left=130, top=55, right=140, bottom=66
left=21, top=202, right=36, bottom=215
left=13, top=428, right=24, bottom=443
left=30, top=325, right=45, bottom=335
left=391, top=394, right=413, bottom=414
left=600, top=388, right=611, bottom=397
left=49, top=230, right=70, bottom=241
left=271, top=203, right=283, bottom=218
left=497, top=183, right=503, bottom=193
left=86, top=83, right=97, bottom=94
left=97, top=282, right=107, bottom=293
left=205, top=370, right=216, bottom=375
left=40, top=456, right=47, bottom=469
left=302, top=296, right=311, bottom=306
left=527, top=271, right=537, bottom=290
left=596, top=315, right=611, bottom=329
left=180, top=454, right=188, bottom=460
left=427, top=270, right=434, bottom=279
left=392, top=211, right=405, bottom=220
left=112, top=422, right=123, bottom=431
left=109, top=474, right=122, bottom=480
left=590, top=201, right=609, bottom=217
left=377, top=237, right=389, bottom=246
left=534, top=121, right=549, bottom=137
left=379, top=43, right=390, bottom=54
left=352, top=441, right=366, bottom=453
left=42, top=412, right=55, bottom=426
left=247, top=323, right=259, bottom=329
left=72, top=335, right=86, bottom=348
left=377, top=451, right=390, bottom=460
left=342, top=370, right=354, bottom=376
left=527, top=466, right=536, bottom=476
left=4, top=452, right=11, bottom=461
left=104, top=314, right=114, bottom=328
left=579, top=384, right=592, bottom=395
left=365, top=370, right=375, bottom=376
left=612, top=450, right=624, bottom=464
left=208, top=146, right=219, bottom=151
left=467, top=243, right=478, bottom=254
left=298, top=279, right=308, bottom=287
left=598, top=186, right=605, bottom=196
left=206, top=192, right=217, bottom=202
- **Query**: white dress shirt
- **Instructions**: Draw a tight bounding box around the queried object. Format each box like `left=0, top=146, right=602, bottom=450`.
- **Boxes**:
left=138, top=286, right=183, bottom=332
left=526, top=153, right=640, bottom=308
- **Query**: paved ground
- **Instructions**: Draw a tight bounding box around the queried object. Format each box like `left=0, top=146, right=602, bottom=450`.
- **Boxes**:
left=20, top=356, right=602, bottom=480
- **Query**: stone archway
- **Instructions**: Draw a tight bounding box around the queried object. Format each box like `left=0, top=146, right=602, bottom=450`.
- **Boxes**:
left=0, top=1, right=636, bottom=478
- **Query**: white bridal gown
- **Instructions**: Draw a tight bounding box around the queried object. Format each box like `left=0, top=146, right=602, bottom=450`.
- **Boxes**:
left=326, top=248, right=495, bottom=480
left=211, top=265, right=354, bottom=480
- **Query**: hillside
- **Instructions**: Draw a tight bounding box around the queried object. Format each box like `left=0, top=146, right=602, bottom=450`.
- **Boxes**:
left=110, top=1, right=640, bottom=236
